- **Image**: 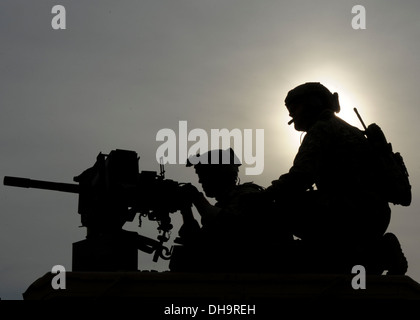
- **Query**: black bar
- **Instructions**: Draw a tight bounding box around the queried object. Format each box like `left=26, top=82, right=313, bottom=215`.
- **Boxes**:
left=4, top=176, right=79, bottom=194
left=353, top=108, right=367, bottom=130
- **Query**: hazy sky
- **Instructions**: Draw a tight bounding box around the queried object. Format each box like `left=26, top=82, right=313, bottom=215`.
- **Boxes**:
left=1, top=1, right=419, bottom=299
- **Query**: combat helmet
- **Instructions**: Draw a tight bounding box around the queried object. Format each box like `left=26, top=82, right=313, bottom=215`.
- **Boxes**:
left=186, top=148, right=241, bottom=169
left=186, top=148, right=241, bottom=186
left=285, top=82, right=340, bottom=113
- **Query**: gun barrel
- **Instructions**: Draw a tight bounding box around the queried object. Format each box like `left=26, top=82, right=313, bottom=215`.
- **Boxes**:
left=3, top=176, right=79, bottom=194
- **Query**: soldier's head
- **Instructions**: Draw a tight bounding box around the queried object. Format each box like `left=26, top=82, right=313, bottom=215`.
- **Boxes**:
left=285, top=82, right=340, bottom=131
left=186, top=148, right=241, bottom=199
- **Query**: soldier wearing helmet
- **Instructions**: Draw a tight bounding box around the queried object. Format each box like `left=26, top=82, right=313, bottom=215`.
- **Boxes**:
left=185, top=148, right=243, bottom=226
left=170, top=148, right=290, bottom=272
left=266, top=82, right=406, bottom=274
left=285, top=82, right=340, bottom=131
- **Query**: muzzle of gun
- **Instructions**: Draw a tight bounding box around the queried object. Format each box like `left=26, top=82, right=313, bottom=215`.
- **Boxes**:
left=288, top=119, right=294, bottom=125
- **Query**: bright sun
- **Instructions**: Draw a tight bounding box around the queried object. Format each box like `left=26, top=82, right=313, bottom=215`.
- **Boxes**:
left=265, top=75, right=375, bottom=177
left=317, top=80, right=363, bottom=128
left=284, top=65, right=374, bottom=130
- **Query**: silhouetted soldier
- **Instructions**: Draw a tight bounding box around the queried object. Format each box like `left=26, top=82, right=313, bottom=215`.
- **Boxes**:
left=266, top=82, right=407, bottom=275
left=170, top=148, right=291, bottom=273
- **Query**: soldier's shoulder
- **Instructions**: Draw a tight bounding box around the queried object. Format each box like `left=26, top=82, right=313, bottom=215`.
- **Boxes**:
left=310, top=115, right=363, bottom=137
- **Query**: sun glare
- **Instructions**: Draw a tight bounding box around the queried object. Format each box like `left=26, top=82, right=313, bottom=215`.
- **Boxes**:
left=284, top=63, right=376, bottom=130
left=318, top=81, right=362, bottom=129
left=265, top=74, right=376, bottom=176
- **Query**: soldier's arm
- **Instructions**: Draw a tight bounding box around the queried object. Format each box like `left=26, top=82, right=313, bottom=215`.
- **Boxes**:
left=178, top=206, right=201, bottom=243
left=179, top=183, right=222, bottom=226
left=192, top=193, right=221, bottom=226
left=268, top=123, right=327, bottom=195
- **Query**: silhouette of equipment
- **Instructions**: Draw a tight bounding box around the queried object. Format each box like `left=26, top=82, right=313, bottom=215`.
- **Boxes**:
left=354, top=108, right=411, bottom=206
left=3, top=149, right=189, bottom=271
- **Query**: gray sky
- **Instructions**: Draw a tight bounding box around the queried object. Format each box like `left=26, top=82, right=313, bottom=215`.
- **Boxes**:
left=1, top=0, right=419, bottom=299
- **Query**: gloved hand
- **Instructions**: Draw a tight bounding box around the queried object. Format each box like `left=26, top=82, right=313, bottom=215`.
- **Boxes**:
left=179, top=183, right=202, bottom=206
